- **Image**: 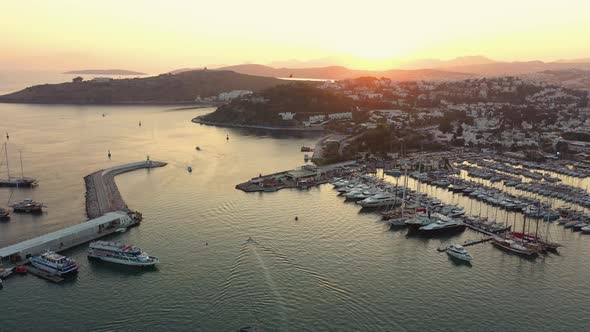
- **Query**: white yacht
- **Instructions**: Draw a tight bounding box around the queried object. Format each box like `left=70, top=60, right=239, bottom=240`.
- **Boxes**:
left=357, top=193, right=398, bottom=208
left=88, top=241, right=159, bottom=266
left=446, top=244, right=473, bottom=262
left=29, top=251, right=78, bottom=276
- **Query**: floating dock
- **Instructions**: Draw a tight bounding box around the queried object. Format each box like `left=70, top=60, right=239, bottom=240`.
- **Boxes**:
left=85, top=160, right=166, bottom=219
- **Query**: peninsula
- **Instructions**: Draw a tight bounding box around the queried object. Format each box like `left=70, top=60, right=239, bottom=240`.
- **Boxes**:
left=0, top=70, right=283, bottom=104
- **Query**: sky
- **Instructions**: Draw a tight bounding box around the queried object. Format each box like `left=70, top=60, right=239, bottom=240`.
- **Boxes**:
left=2, top=0, right=590, bottom=72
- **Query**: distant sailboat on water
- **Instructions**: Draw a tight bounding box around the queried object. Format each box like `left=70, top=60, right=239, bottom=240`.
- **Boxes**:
left=0, top=143, right=37, bottom=187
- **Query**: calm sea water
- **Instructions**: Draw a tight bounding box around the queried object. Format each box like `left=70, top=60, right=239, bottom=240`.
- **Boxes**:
left=1, top=104, right=590, bottom=331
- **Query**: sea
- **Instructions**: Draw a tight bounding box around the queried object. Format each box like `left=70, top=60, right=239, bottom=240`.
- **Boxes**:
left=1, top=75, right=590, bottom=331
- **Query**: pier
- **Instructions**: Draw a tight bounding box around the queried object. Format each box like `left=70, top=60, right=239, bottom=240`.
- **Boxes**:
left=85, top=160, right=166, bottom=219
left=0, top=160, right=167, bottom=266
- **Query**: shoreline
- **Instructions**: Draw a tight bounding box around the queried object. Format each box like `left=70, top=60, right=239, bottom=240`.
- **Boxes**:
left=192, top=117, right=325, bottom=132
left=0, top=100, right=219, bottom=106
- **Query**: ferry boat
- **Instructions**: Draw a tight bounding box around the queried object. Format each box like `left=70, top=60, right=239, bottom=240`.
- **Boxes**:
left=29, top=251, right=78, bottom=276
left=446, top=244, right=473, bottom=262
left=88, top=241, right=159, bottom=266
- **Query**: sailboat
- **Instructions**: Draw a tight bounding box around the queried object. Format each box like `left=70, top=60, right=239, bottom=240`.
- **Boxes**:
left=0, top=143, right=37, bottom=187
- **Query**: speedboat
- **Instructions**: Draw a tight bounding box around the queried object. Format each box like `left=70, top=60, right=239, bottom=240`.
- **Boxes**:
left=446, top=244, right=473, bottom=262
left=88, top=241, right=159, bottom=266
left=29, top=251, right=78, bottom=276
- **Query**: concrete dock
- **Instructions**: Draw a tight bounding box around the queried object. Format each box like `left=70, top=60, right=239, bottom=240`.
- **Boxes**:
left=0, top=160, right=167, bottom=266
left=85, top=160, right=166, bottom=219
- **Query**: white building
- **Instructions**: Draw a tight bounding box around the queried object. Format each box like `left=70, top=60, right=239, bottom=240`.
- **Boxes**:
left=217, top=90, right=253, bottom=101
left=278, top=112, right=295, bottom=120
left=309, top=114, right=326, bottom=123
left=327, top=112, right=352, bottom=120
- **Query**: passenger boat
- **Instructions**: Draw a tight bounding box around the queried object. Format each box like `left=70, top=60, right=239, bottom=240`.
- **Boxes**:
left=88, top=241, right=159, bottom=266
left=29, top=251, right=78, bottom=276
left=446, top=244, right=473, bottom=262
left=10, top=199, right=44, bottom=213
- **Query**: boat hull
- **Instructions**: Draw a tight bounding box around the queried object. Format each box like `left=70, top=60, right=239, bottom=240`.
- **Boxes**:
left=418, top=224, right=466, bottom=236
left=88, top=254, right=159, bottom=267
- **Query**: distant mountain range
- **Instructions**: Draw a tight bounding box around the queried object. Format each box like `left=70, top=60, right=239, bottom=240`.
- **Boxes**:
left=168, top=56, right=590, bottom=85
left=63, top=69, right=147, bottom=75
left=0, top=70, right=282, bottom=104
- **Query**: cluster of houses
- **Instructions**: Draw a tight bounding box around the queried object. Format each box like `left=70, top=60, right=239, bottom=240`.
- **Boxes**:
left=316, top=76, right=589, bottom=160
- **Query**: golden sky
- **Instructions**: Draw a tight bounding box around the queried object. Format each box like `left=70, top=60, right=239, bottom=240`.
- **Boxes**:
left=2, top=0, right=589, bottom=72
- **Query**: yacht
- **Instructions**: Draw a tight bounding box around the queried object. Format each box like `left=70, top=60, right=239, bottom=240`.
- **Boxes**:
left=418, top=218, right=466, bottom=235
left=357, top=193, right=398, bottom=208
left=446, top=244, right=473, bottom=262
left=88, top=241, right=159, bottom=266
left=491, top=237, right=538, bottom=257
left=29, top=251, right=78, bottom=276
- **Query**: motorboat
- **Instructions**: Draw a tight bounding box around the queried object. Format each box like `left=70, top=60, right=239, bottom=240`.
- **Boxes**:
left=418, top=218, right=466, bottom=235
left=88, top=241, right=159, bottom=266
left=29, top=251, right=78, bottom=276
left=10, top=199, right=44, bottom=213
left=446, top=244, right=473, bottom=262
left=357, top=193, right=399, bottom=208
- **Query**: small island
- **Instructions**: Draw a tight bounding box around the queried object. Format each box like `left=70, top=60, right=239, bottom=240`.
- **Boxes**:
left=63, top=69, right=147, bottom=75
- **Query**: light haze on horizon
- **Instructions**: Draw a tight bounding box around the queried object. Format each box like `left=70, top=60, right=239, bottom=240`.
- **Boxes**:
left=2, top=0, right=589, bottom=72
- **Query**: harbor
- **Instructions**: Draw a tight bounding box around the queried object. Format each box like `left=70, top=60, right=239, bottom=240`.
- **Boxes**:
left=2, top=105, right=590, bottom=331
left=0, top=160, right=166, bottom=268
left=236, top=149, right=590, bottom=259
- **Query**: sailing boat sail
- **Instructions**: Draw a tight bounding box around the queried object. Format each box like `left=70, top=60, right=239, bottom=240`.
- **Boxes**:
left=0, top=142, right=38, bottom=187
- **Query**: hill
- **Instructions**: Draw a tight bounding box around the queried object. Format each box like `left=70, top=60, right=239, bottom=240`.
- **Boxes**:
left=0, top=70, right=283, bottom=104
left=63, top=69, right=147, bottom=75
left=200, top=83, right=354, bottom=127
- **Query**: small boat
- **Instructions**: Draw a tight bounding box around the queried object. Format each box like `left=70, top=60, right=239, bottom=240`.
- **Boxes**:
left=187, top=166, right=193, bottom=173
left=245, top=237, right=256, bottom=244
left=446, top=244, right=473, bottom=262
left=29, top=251, right=78, bottom=277
left=88, top=241, right=159, bottom=266
left=301, top=146, right=312, bottom=152
left=10, top=199, right=44, bottom=213
left=14, top=265, right=27, bottom=275
left=115, top=228, right=127, bottom=233
left=0, top=207, right=9, bottom=220
left=195, top=146, right=201, bottom=151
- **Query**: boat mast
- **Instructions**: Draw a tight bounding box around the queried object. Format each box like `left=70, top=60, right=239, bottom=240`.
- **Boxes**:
left=4, top=142, right=9, bottom=180
left=20, top=151, right=24, bottom=178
